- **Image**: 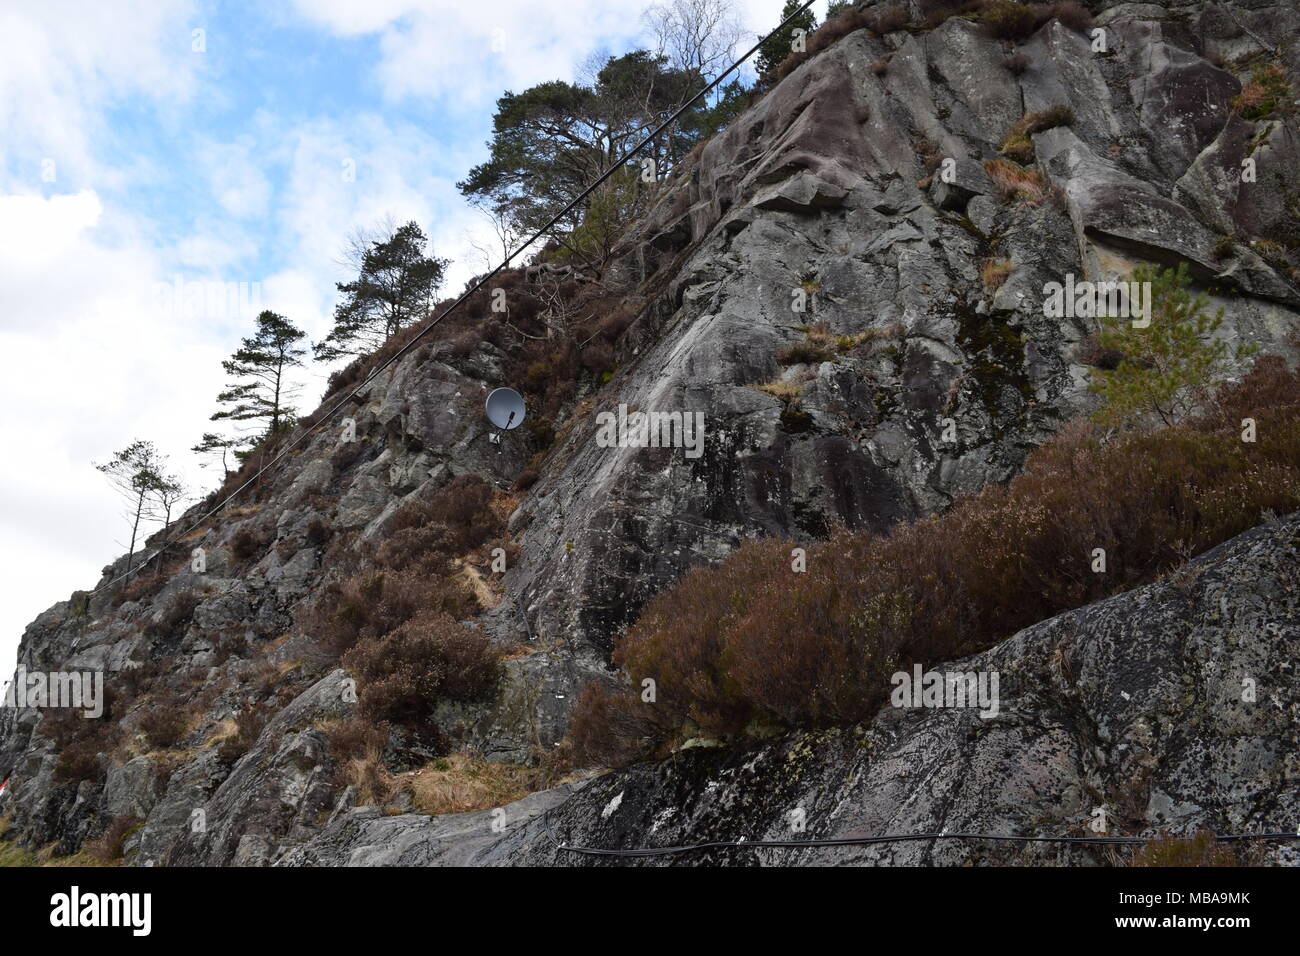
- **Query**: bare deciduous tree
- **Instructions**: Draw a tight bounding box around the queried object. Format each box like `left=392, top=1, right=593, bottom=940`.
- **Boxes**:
left=643, top=0, right=745, bottom=81
left=465, top=200, right=527, bottom=274
left=334, top=213, right=399, bottom=278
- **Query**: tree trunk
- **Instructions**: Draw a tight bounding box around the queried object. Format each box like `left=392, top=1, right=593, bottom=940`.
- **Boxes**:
left=125, top=489, right=144, bottom=577
left=272, top=359, right=282, bottom=433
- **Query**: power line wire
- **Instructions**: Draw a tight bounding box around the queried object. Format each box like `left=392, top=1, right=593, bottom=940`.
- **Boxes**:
left=542, top=810, right=1300, bottom=858
left=93, top=1, right=817, bottom=595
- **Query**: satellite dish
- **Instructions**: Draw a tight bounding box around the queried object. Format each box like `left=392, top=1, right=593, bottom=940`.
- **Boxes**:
left=485, top=387, right=526, bottom=431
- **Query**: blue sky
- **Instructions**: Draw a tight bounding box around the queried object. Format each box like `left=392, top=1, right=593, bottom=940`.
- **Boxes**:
left=0, top=0, right=813, bottom=671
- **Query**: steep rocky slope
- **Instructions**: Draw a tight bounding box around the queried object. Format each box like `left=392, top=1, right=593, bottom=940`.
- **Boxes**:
left=2, top=0, right=1298, bottom=866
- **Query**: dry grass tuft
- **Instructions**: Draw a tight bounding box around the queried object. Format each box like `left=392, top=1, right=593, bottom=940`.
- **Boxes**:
left=752, top=379, right=806, bottom=401
left=998, top=105, right=1074, bottom=163
left=984, top=158, right=1047, bottom=204
left=407, top=754, right=549, bottom=815
left=981, top=258, right=1014, bottom=290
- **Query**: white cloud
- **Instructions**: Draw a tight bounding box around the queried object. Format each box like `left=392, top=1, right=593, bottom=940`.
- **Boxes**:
left=173, top=229, right=260, bottom=272
left=0, top=191, right=167, bottom=338
left=268, top=112, right=495, bottom=299
left=0, top=0, right=202, bottom=191
left=284, top=0, right=423, bottom=35
left=0, top=191, right=103, bottom=270
left=202, top=138, right=274, bottom=220
left=291, top=0, right=656, bottom=103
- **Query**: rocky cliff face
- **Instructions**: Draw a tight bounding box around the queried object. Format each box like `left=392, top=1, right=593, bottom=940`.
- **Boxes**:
left=2, top=0, right=1298, bottom=866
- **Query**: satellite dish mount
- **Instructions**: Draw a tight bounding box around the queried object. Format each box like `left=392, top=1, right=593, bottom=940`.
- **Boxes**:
left=485, top=387, right=527, bottom=450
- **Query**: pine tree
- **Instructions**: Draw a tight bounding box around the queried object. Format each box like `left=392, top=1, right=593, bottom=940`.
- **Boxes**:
left=1090, top=263, right=1258, bottom=429
left=150, top=473, right=188, bottom=572
left=313, top=221, right=448, bottom=362
left=152, top=474, right=187, bottom=532
left=755, top=0, right=817, bottom=87
left=211, top=310, right=307, bottom=437
left=95, top=440, right=167, bottom=577
left=192, top=431, right=242, bottom=478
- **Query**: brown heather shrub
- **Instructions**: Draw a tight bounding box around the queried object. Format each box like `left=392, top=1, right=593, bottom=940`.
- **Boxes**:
left=229, top=525, right=272, bottom=564
left=918, top=0, right=978, bottom=29
left=342, top=613, right=500, bottom=728
left=112, top=570, right=166, bottom=608
left=1075, top=333, right=1125, bottom=370
left=142, top=588, right=201, bottom=641
left=568, top=537, right=794, bottom=764
left=1002, top=52, right=1031, bottom=74
left=85, top=814, right=142, bottom=863
left=39, top=679, right=121, bottom=748
left=980, top=0, right=1043, bottom=40
left=807, top=8, right=871, bottom=56
left=211, top=634, right=248, bottom=667
left=54, top=738, right=106, bottom=784
left=916, top=136, right=944, bottom=174
left=301, top=569, right=476, bottom=660
left=596, top=302, right=638, bottom=340
left=138, top=705, right=190, bottom=750
left=981, top=2, right=1090, bottom=39
left=249, top=658, right=290, bottom=700
left=373, top=527, right=458, bottom=577
left=325, top=716, right=390, bottom=762
left=217, top=702, right=271, bottom=764
left=296, top=475, right=501, bottom=660
left=569, top=356, right=1300, bottom=765
left=580, top=340, right=615, bottom=375
left=305, top=518, right=332, bottom=548
left=775, top=50, right=809, bottom=82
left=446, top=327, right=480, bottom=359
left=115, top=661, right=160, bottom=702
left=330, top=437, right=369, bottom=473
left=513, top=464, right=541, bottom=492
left=866, top=3, right=911, bottom=34
left=381, top=475, right=501, bottom=563
left=1050, top=1, right=1094, bottom=32
left=566, top=677, right=672, bottom=769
